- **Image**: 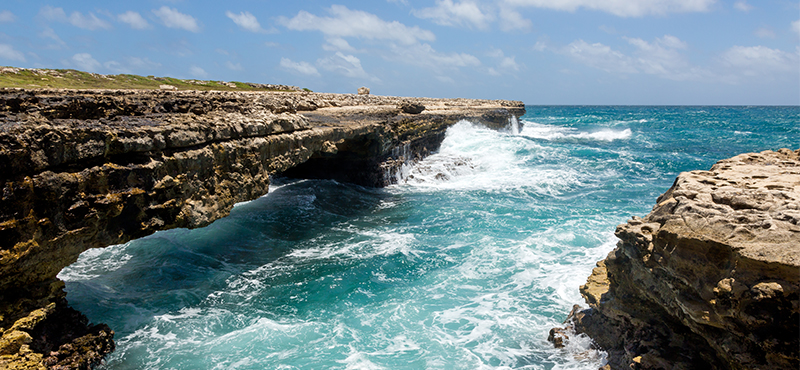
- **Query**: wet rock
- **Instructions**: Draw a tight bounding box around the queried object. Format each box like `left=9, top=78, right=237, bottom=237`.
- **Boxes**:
left=548, top=328, right=569, bottom=348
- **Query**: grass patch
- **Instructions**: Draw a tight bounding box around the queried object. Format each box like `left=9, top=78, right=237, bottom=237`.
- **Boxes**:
left=0, top=66, right=307, bottom=92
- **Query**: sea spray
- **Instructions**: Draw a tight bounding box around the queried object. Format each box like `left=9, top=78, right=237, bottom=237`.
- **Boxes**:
left=60, top=106, right=798, bottom=369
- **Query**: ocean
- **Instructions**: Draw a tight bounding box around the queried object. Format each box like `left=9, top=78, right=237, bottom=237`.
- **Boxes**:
left=60, top=106, right=799, bottom=369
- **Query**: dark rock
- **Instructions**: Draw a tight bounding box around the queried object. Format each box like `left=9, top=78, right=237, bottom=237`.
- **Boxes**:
left=398, top=101, right=425, bottom=114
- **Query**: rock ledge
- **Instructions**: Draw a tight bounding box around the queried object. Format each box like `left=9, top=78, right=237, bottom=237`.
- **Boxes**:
left=568, top=149, right=799, bottom=370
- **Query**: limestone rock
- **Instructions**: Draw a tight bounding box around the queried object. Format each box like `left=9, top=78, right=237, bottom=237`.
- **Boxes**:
left=398, top=100, right=425, bottom=114
left=357, top=86, right=370, bottom=95
left=571, top=149, right=800, bottom=370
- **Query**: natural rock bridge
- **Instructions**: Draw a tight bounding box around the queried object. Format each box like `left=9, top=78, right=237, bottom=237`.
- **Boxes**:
left=0, top=88, right=524, bottom=368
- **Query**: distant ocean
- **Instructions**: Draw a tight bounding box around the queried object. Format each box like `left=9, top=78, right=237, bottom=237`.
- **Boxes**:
left=60, top=106, right=799, bottom=369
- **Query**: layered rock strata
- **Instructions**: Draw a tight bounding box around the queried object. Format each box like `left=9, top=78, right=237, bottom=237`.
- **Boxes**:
left=570, top=149, right=800, bottom=370
left=0, top=88, right=524, bottom=368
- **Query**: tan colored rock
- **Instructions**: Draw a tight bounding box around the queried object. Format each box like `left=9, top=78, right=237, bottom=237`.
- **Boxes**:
left=0, top=88, right=525, bottom=368
left=572, top=149, right=800, bottom=370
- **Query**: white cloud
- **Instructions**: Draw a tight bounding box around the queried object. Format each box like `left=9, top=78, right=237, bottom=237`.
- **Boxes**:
left=564, top=40, right=637, bottom=74
left=225, top=61, right=244, bottom=71
left=189, top=66, right=208, bottom=78
left=323, top=38, right=356, bottom=52
left=127, top=57, right=161, bottom=70
left=563, top=35, right=701, bottom=80
left=39, top=6, right=67, bottom=21
left=733, top=1, right=752, bottom=12
left=720, top=45, right=798, bottom=77
left=754, top=27, right=775, bottom=39
left=39, top=27, right=66, bottom=49
left=792, top=20, right=800, bottom=38
left=39, top=6, right=111, bottom=30
left=280, top=58, right=320, bottom=76
left=153, top=6, right=200, bottom=32
left=504, top=0, right=715, bottom=17
left=118, top=11, right=150, bottom=30
left=498, top=6, right=532, bottom=31
left=0, top=10, right=16, bottom=23
left=104, top=57, right=161, bottom=74
left=562, top=35, right=798, bottom=85
left=436, top=75, right=456, bottom=83
left=104, top=61, right=130, bottom=74
left=0, top=44, right=25, bottom=62
left=71, top=53, right=101, bottom=72
left=413, top=0, right=493, bottom=30
left=487, top=49, right=521, bottom=73
left=387, top=42, right=481, bottom=70
left=226, top=11, right=264, bottom=33
left=69, top=11, right=111, bottom=30
left=280, top=5, right=435, bottom=45
left=317, top=52, right=376, bottom=80
left=500, top=56, right=520, bottom=71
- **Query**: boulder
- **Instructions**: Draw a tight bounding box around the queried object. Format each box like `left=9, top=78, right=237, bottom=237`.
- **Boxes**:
left=357, top=86, right=370, bottom=95
left=398, top=100, right=425, bottom=114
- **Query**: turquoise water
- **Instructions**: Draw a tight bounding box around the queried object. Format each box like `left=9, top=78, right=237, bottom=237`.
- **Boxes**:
left=61, top=106, right=798, bottom=369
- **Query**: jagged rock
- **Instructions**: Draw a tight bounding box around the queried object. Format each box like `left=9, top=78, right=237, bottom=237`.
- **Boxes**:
left=0, top=88, right=524, bottom=368
left=547, top=327, right=569, bottom=348
left=398, top=100, right=425, bottom=114
left=357, top=86, right=370, bottom=95
left=570, top=149, right=800, bottom=370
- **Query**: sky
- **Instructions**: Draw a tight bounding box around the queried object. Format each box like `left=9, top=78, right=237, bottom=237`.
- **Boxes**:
left=0, top=0, right=798, bottom=105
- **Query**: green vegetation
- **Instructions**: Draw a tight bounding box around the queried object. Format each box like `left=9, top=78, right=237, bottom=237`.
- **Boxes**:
left=0, top=67, right=306, bottom=92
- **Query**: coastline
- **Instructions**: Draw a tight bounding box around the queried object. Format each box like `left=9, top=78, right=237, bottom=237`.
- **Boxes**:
left=0, top=88, right=524, bottom=368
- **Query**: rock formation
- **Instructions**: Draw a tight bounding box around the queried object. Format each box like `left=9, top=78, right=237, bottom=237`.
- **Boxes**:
left=566, top=149, right=800, bottom=370
left=398, top=100, right=425, bottom=114
left=0, top=88, right=524, bottom=368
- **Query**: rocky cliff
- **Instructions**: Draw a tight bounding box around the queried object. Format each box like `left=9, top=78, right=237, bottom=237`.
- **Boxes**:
left=565, top=149, right=799, bottom=370
left=0, top=88, right=524, bottom=368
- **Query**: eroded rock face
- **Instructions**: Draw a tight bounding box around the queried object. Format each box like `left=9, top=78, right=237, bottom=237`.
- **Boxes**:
left=0, top=88, right=524, bottom=368
left=571, top=149, right=800, bottom=370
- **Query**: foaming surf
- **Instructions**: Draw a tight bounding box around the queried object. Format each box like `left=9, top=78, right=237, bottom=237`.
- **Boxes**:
left=519, top=120, right=632, bottom=142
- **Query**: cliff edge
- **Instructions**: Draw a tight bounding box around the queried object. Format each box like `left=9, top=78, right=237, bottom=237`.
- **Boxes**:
left=569, top=149, right=799, bottom=369
left=0, top=88, right=524, bottom=368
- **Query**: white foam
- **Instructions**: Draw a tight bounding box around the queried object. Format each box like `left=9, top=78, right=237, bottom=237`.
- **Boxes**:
left=519, top=120, right=632, bottom=142
left=389, top=120, right=585, bottom=196
left=58, top=242, right=132, bottom=281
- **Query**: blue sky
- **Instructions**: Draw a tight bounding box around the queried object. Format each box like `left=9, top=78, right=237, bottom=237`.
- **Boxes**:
left=0, top=1, right=798, bottom=104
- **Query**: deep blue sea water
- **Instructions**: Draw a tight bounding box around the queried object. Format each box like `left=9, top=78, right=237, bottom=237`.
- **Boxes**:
left=60, top=106, right=799, bottom=369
